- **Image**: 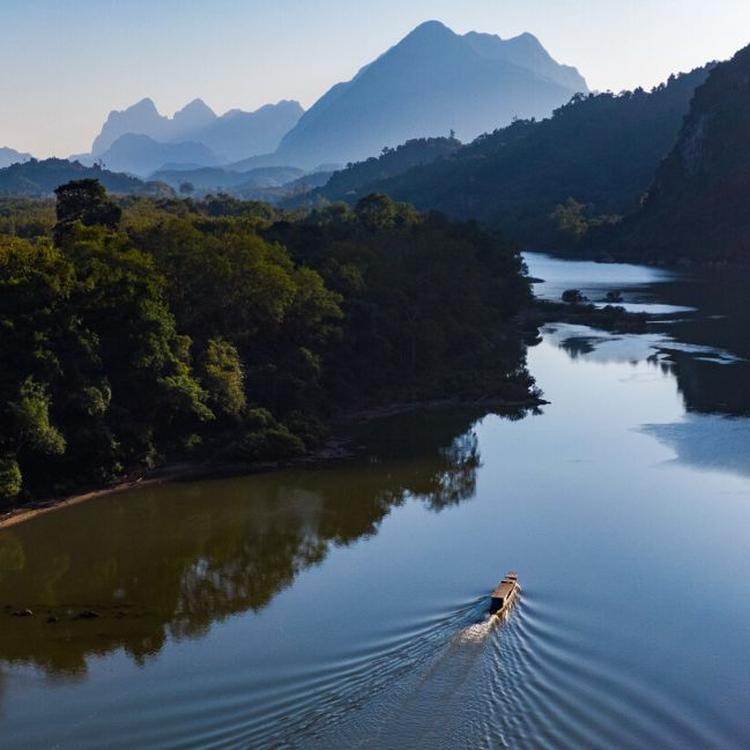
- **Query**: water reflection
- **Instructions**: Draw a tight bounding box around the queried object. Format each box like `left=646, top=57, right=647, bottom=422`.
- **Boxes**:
left=643, top=414, right=750, bottom=480
left=0, top=408, right=519, bottom=678
left=528, top=251, right=750, bottom=484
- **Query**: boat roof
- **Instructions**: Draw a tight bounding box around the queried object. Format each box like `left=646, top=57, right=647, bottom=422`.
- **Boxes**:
left=491, top=580, right=517, bottom=599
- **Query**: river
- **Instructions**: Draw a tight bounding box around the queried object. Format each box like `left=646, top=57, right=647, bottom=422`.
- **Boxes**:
left=1, top=252, right=750, bottom=749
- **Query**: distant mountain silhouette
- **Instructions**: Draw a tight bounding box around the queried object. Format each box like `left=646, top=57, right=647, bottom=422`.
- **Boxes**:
left=97, top=133, right=220, bottom=177
left=0, top=147, right=32, bottom=169
left=91, top=97, right=186, bottom=155
left=188, top=101, right=304, bottom=162
left=89, top=98, right=304, bottom=168
left=0, top=158, right=169, bottom=196
left=613, top=44, right=750, bottom=262
left=273, top=20, right=588, bottom=169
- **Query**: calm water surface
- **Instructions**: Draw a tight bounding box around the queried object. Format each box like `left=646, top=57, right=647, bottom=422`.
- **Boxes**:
left=2, top=253, right=750, bottom=749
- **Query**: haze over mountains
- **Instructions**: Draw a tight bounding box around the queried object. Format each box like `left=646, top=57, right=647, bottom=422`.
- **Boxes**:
left=69, top=20, right=586, bottom=178
left=274, top=21, right=588, bottom=168
left=80, top=98, right=305, bottom=176
left=0, top=147, right=32, bottom=169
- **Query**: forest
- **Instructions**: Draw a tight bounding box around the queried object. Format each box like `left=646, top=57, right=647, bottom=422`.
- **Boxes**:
left=0, top=182, right=536, bottom=507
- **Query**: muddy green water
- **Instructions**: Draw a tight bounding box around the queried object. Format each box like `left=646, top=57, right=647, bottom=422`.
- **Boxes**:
left=1, top=253, right=750, bottom=749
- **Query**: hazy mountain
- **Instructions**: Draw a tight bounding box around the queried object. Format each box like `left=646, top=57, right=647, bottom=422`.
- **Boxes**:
left=169, top=98, right=218, bottom=139
left=0, top=147, right=32, bottom=169
left=91, top=97, right=181, bottom=154
left=320, top=64, right=710, bottom=245
left=273, top=20, right=588, bottom=169
left=90, top=98, right=303, bottom=165
left=614, top=45, right=750, bottom=262
left=463, top=31, right=586, bottom=92
left=151, top=164, right=304, bottom=193
left=190, top=101, right=304, bottom=162
left=97, top=134, right=220, bottom=177
left=0, top=158, right=169, bottom=196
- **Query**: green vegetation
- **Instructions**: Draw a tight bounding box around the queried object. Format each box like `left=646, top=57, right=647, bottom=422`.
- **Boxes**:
left=0, top=183, right=536, bottom=507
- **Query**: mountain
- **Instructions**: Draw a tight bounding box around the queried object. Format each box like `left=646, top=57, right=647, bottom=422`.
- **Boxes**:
left=612, top=45, right=750, bottom=263
left=92, top=97, right=182, bottom=154
left=0, top=158, right=170, bottom=196
left=169, top=98, right=217, bottom=139
left=189, top=101, right=304, bottom=162
left=0, top=147, right=32, bottom=169
left=97, top=133, right=220, bottom=177
left=272, top=20, right=588, bottom=169
left=89, top=98, right=303, bottom=164
left=316, top=64, right=711, bottom=245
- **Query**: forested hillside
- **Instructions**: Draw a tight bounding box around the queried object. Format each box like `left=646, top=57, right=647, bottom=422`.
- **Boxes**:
left=294, top=137, right=461, bottom=205
left=0, top=184, right=536, bottom=507
left=0, top=159, right=170, bottom=197
left=310, top=65, right=711, bottom=247
left=610, top=44, right=750, bottom=262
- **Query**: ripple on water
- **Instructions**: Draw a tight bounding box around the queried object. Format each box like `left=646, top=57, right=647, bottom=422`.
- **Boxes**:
left=254, top=592, right=738, bottom=750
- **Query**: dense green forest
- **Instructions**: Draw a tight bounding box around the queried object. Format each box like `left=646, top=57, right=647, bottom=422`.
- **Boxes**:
left=303, top=66, right=711, bottom=247
left=607, top=43, right=750, bottom=262
left=0, top=182, right=536, bottom=507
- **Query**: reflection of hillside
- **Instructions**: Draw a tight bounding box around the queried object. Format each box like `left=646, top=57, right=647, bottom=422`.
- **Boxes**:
left=647, top=276, right=750, bottom=417
left=669, top=353, right=750, bottom=417
left=0, top=407, right=518, bottom=678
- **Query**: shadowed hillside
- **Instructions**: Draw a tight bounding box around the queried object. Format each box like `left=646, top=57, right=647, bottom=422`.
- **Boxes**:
left=611, top=44, right=750, bottom=262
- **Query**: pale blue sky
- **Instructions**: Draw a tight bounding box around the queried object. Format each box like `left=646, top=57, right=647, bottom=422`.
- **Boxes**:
left=3, top=0, right=750, bottom=156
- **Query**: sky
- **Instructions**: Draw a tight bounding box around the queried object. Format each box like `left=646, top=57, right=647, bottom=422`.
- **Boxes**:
left=3, top=0, right=750, bottom=157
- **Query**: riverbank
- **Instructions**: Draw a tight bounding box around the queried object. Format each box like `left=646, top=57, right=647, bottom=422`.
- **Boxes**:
left=0, top=394, right=545, bottom=531
left=524, top=299, right=651, bottom=333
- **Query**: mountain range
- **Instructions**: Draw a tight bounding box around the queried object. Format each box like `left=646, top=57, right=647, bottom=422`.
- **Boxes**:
left=83, top=99, right=304, bottom=176
left=79, top=21, right=586, bottom=176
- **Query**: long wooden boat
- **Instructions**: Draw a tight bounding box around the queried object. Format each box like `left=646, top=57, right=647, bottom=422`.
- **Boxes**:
left=489, top=571, right=520, bottom=617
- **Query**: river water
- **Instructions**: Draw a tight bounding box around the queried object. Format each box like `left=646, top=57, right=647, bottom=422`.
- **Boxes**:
left=1, top=252, right=750, bottom=749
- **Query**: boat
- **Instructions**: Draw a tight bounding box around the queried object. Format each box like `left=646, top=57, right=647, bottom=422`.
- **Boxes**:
left=489, top=571, right=520, bottom=617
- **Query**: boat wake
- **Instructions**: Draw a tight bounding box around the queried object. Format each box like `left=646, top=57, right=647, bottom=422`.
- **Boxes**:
left=95, top=590, right=742, bottom=750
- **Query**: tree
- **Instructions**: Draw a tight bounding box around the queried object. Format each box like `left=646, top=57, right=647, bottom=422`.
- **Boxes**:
left=53, top=179, right=121, bottom=244
left=199, top=338, right=246, bottom=420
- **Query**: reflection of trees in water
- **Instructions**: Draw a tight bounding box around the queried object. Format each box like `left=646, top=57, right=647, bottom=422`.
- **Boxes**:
left=424, top=431, right=480, bottom=511
left=558, top=336, right=597, bottom=359
left=670, top=353, right=750, bottom=417
left=0, top=407, right=526, bottom=677
left=647, top=277, right=750, bottom=416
